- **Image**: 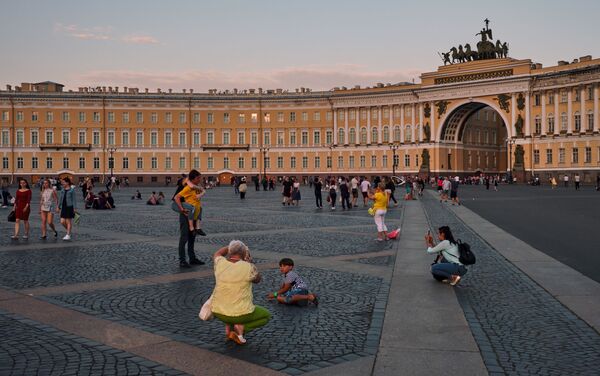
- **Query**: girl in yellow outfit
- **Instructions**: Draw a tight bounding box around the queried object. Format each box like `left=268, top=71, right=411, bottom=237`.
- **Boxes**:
left=368, top=182, right=389, bottom=241
left=175, top=177, right=205, bottom=233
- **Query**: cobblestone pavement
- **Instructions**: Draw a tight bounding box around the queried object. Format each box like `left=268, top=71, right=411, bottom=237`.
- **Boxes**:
left=0, top=310, right=184, bottom=376
left=0, top=186, right=402, bottom=375
left=421, top=192, right=600, bottom=375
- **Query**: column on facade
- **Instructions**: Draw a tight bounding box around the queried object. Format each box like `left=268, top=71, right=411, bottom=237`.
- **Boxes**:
left=389, top=105, right=394, bottom=143
left=567, top=90, right=573, bottom=134
left=333, top=108, right=338, bottom=145
left=418, top=103, right=424, bottom=142
left=344, top=108, right=349, bottom=144
left=430, top=101, right=435, bottom=142
left=400, top=105, right=405, bottom=142
left=580, top=87, right=586, bottom=133
left=554, top=92, right=560, bottom=135
left=411, top=104, right=416, bottom=143
left=367, top=107, right=371, bottom=144
left=378, top=106, right=382, bottom=144
left=525, top=92, right=531, bottom=137
left=594, top=85, right=599, bottom=133
left=511, top=93, right=516, bottom=138
left=541, top=92, right=547, bottom=134
left=355, top=107, right=360, bottom=144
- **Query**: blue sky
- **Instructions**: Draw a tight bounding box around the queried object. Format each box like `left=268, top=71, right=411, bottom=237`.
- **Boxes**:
left=1, top=0, right=598, bottom=92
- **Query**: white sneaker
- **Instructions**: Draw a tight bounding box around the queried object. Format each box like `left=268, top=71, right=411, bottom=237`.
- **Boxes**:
left=62, top=234, right=71, bottom=241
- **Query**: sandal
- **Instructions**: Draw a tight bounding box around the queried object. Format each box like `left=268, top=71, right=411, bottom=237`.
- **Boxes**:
left=227, top=331, right=246, bottom=345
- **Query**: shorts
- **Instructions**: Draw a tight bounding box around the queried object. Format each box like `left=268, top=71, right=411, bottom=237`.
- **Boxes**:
left=352, top=188, right=359, bottom=198
left=443, top=189, right=449, bottom=195
left=450, top=190, right=457, bottom=199
left=362, top=191, right=368, bottom=198
left=282, top=288, right=309, bottom=305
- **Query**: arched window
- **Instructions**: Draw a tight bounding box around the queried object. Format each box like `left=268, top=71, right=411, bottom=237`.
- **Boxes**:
left=349, top=128, right=356, bottom=144
left=574, top=111, right=581, bottom=132
left=405, top=125, right=412, bottom=142
left=360, top=127, right=367, bottom=144
left=371, top=127, right=378, bottom=144
left=338, top=128, right=345, bottom=144
left=394, top=126, right=401, bottom=142
left=383, top=126, right=390, bottom=143
left=547, top=113, right=555, bottom=133
left=560, top=112, right=568, bottom=131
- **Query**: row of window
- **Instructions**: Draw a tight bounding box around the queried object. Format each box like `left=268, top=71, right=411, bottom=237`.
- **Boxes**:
left=1, top=153, right=422, bottom=171
left=533, top=147, right=594, bottom=164
left=0, top=125, right=428, bottom=147
left=534, top=112, right=595, bottom=134
left=533, top=86, right=596, bottom=106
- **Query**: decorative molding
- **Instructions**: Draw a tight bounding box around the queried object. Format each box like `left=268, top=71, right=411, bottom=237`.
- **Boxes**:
left=434, top=69, right=513, bottom=85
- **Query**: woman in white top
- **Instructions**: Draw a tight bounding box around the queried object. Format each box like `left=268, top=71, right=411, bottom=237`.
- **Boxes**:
left=39, top=179, right=59, bottom=239
left=425, top=226, right=467, bottom=286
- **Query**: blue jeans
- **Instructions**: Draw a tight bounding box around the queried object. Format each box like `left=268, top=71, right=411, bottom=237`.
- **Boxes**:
left=431, top=262, right=467, bottom=280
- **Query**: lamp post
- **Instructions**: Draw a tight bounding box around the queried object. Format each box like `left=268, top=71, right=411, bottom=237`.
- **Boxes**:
left=107, top=147, right=117, bottom=179
left=505, top=138, right=515, bottom=183
left=259, top=146, right=269, bottom=181
left=389, top=143, right=399, bottom=178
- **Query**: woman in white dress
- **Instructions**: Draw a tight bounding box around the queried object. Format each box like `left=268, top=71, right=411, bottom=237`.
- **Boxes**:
left=39, top=179, right=59, bottom=239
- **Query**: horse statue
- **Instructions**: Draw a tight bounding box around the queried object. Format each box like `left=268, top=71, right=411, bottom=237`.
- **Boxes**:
left=458, top=45, right=467, bottom=63
left=477, top=39, right=496, bottom=59
left=502, top=42, right=509, bottom=58
left=495, top=40, right=504, bottom=58
left=450, top=46, right=466, bottom=63
left=464, top=43, right=479, bottom=61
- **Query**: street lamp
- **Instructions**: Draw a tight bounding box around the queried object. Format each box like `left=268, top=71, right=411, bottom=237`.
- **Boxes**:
left=505, top=138, right=515, bottom=183
left=259, top=146, right=269, bottom=181
left=389, top=143, right=400, bottom=177
left=107, top=147, right=117, bottom=178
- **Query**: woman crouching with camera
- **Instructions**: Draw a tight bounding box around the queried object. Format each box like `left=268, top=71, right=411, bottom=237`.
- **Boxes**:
left=424, top=226, right=467, bottom=286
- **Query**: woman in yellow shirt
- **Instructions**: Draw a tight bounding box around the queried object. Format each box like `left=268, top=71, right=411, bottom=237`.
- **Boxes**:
left=211, top=240, right=270, bottom=345
left=368, top=182, right=389, bottom=241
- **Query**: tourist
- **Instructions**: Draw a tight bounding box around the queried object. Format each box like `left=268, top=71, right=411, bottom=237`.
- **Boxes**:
left=11, top=178, right=32, bottom=240
left=254, top=175, right=260, bottom=191
left=441, top=177, right=451, bottom=202
left=563, top=174, right=569, bottom=188
left=350, top=176, right=359, bottom=207
left=425, top=226, right=467, bottom=286
left=147, top=191, right=158, bottom=205
left=267, top=258, right=318, bottom=306
left=131, top=190, right=142, bottom=200
left=339, top=176, right=351, bottom=210
left=368, top=182, right=389, bottom=241
left=291, top=177, right=301, bottom=206
left=574, top=173, right=580, bottom=190
left=494, top=177, right=499, bottom=191
left=239, top=178, right=247, bottom=199
left=281, top=176, right=292, bottom=206
left=1, top=181, right=10, bottom=208
left=58, top=177, right=77, bottom=241
left=550, top=176, right=558, bottom=189
left=360, top=177, right=371, bottom=207
left=107, top=191, right=116, bottom=207
left=262, top=176, right=268, bottom=191
left=173, top=170, right=206, bottom=268
left=173, top=169, right=206, bottom=236
left=385, top=177, right=398, bottom=206
left=313, top=177, right=323, bottom=209
left=328, top=179, right=338, bottom=210
left=450, top=176, right=460, bottom=205
left=211, top=241, right=270, bottom=345
left=39, top=179, right=58, bottom=239
left=269, top=177, right=275, bottom=191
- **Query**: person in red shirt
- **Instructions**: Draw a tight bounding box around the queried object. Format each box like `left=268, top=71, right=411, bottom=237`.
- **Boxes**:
left=12, top=178, right=32, bottom=240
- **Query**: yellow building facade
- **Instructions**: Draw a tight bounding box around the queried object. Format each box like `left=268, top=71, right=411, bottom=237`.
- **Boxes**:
left=1, top=56, right=599, bottom=185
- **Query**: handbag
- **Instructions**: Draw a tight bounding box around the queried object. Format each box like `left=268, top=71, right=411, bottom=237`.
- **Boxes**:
left=73, top=212, right=81, bottom=225
left=198, top=296, right=214, bottom=321
left=7, top=210, right=16, bottom=222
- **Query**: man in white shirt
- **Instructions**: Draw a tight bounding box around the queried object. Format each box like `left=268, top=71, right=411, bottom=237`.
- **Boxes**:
left=574, top=173, right=580, bottom=190
left=350, top=177, right=359, bottom=207
left=563, top=175, right=569, bottom=188
left=360, top=178, right=371, bottom=207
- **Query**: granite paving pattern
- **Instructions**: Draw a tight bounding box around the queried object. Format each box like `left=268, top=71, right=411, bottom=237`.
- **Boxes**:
left=421, top=193, right=600, bottom=375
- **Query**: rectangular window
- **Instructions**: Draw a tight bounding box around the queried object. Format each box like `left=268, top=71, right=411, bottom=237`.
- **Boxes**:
left=223, top=132, right=230, bottom=145
left=1, top=111, right=9, bottom=121
left=165, top=132, right=172, bottom=146
left=1, top=130, right=9, bottom=146
left=313, top=131, right=321, bottom=145
left=31, top=112, right=38, bottom=122
left=32, top=157, right=38, bottom=169
left=263, top=113, right=271, bottom=123
left=326, top=111, right=332, bottom=121
left=151, top=112, right=158, bottom=124
left=574, top=114, right=581, bottom=132
left=122, top=112, right=130, bottom=123
left=533, top=150, right=540, bottom=164
left=277, top=112, right=284, bottom=122
left=251, top=132, right=257, bottom=145
left=360, top=155, right=366, bottom=168
left=122, top=131, right=129, bottom=146
left=238, top=113, right=245, bottom=124
left=301, top=131, right=308, bottom=145
left=560, top=91, right=567, bottom=103
left=151, top=131, right=158, bottom=146
left=534, top=94, right=540, bottom=106
left=122, top=157, right=129, bottom=169
left=193, top=132, right=200, bottom=146
left=349, top=156, right=355, bottom=168
left=264, top=132, right=270, bottom=145
left=136, top=157, right=143, bottom=169
left=16, top=130, right=24, bottom=146
left=2, top=157, right=8, bottom=169
left=193, top=157, right=200, bottom=169
left=277, top=156, right=283, bottom=169
left=79, top=112, right=86, bottom=122
left=207, top=132, right=214, bottom=145
left=238, top=131, right=245, bottom=145
left=79, top=157, right=85, bottom=169
left=264, top=157, right=270, bottom=169
left=179, top=132, right=186, bottom=146
left=224, top=113, right=230, bottom=123
left=559, top=148, right=565, bottom=164
left=62, top=111, right=70, bottom=122
left=302, top=112, right=308, bottom=122
left=314, top=112, right=321, bottom=121
left=62, top=157, right=69, bottom=169
left=179, top=112, right=186, bottom=124
left=16, top=157, right=23, bottom=169
left=547, top=149, right=553, bottom=164
left=585, top=147, right=592, bottom=163
left=290, top=156, right=296, bottom=168
left=207, top=113, right=214, bottom=124
left=207, top=157, right=214, bottom=169
left=572, top=148, right=579, bottom=163
left=93, top=157, right=100, bottom=169
left=382, top=155, right=388, bottom=168
left=277, top=131, right=284, bottom=146
left=535, top=117, right=542, bottom=134
left=61, top=130, right=69, bottom=145
left=548, top=93, right=554, bottom=105
left=179, top=157, right=186, bottom=169
left=404, top=154, right=410, bottom=167
left=45, top=130, right=53, bottom=144
left=46, top=157, right=53, bottom=169
left=31, top=130, right=38, bottom=145
left=326, top=156, right=332, bottom=168
left=338, top=111, right=345, bottom=121
left=46, top=111, right=53, bottom=122
left=193, top=112, right=200, bottom=124
left=108, top=112, right=115, bottom=123
left=93, top=112, right=100, bottom=122
left=289, top=112, right=296, bottom=122
left=251, top=157, right=257, bottom=169
left=136, top=112, right=143, bottom=123
left=326, top=130, right=333, bottom=144
left=314, top=156, right=320, bottom=168
left=238, top=157, right=244, bottom=169
left=151, top=157, right=157, bottom=169
left=93, top=131, right=100, bottom=146
left=337, top=156, right=344, bottom=168
left=371, top=155, right=377, bottom=168
left=302, top=156, right=308, bottom=169
left=290, top=131, right=296, bottom=145
left=165, top=157, right=172, bottom=170
left=136, top=131, right=143, bottom=146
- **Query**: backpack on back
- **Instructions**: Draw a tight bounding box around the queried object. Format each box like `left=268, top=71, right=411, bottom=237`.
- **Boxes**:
left=457, top=239, right=476, bottom=265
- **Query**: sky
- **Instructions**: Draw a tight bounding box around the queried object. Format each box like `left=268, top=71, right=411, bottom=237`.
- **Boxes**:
left=1, top=0, right=598, bottom=93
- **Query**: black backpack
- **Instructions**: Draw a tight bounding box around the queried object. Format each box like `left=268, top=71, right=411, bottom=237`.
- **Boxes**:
left=457, top=239, right=476, bottom=265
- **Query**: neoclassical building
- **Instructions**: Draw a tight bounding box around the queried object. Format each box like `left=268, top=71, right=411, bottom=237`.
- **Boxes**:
left=1, top=55, right=599, bottom=185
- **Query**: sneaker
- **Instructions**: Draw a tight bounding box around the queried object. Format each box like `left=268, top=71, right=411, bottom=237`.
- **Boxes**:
left=189, top=258, right=205, bottom=265
left=62, top=234, right=71, bottom=241
left=22, top=235, right=29, bottom=240
left=227, top=331, right=246, bottom=345
left=450, top=275, right=462, bottom=286
left=179, top=261, right=191, bottom=268
left=54, top=230, right=58, bottom=237
left=195, top=229, right=207, bottom=236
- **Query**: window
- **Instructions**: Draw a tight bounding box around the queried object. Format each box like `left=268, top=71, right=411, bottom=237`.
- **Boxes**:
left=338, top=111, right=345, bottom=121
left=383, top=126, right=390, bottom=143
left=535, top=116, right=542, bottom=134
left=238, top=113, right=245, bottom=124
left=337, top=156, right=344, bottom=168
left=277, top=156, right=283, bottom=169
left=251, top=113, right=258, bottom=123
left=560, top=112, right=568, bottom=131
left=533, top=150, right=540, bottom=164
left=207, top=132, right=214, bottom=145
left=405, top=106, right=412, bottom=117
left=179, top=112, right=186, bottom=124
left=314, top=156, right=320, bottom=168
left=46, top=157, right=53, bottom=169
left=78, top=130, right=86, bottom=145
left=337, top=128, right=344, bottom=144
left=179, top=157, right=186, bottom=169
left=93, top=157, right=100, bottom=169
left=313, top=112, right=321, bottom=121
left=349, top=128, right=356, bottom=144
left=31, top=130, right=38, bottom=145
left=153, top=157, right=161, bottom=170
left=277, top=112, right=284, bottom=122
left=302, top=156, right=308, bottom=169
left=360, top=155, right=365, bottom=168
left=62, top=111, right=70, bottom=122
left=547, top=114, right=555, bottom=133
left=122, top=131, right=129, bottom=146
left=534, top=94, right=541, bottom=106
left=136, top=131, right=143, bottom=146
left=558, top=148, right=565, bottom=164
left=223, top=132, right=230, bottom=145
left=546, top=149, right=552, bottom=164
left=263, top=113, right=271, bottom=123
left=572, top=148, right=579, bottom=163
left=382, top=155, right=388, bottom=168
left=251, top=132, right=257, bottom=145
left=193, top=113, right=200, bottom=124
left=193, top=157, right=200, bottom=169
left=289, top=131, right=296, bottom=145
left=587, top=86, right=594, bottom=100
left=585, top=147, right=592, bottom=163
left=32, top=157, right=38, bottom=169
left=14, top=112, right=22, bottom=122
left=301, top=131, right=308, bottom=145
left=165, top=132, right=172, bottom=146
left=151, top=112, right=158, bottom=124
left=136, top=157, right=143, bottom=169
left=122, top=112, right=130, bottom=123
left=151, top=131, right=158, bottom=146
left=179, top=131, right=186, bottom=146
left=79, top=157, right=85, bottom=169
left=415, top=155, right=419, bottom=167
left=93, top=131, right=100, bottom=146
left=349, top=155, right=355, bottom=168
left=264, top=131, right=270, bottom=145
left=371, top=109, right=377, bottom=120
left=560, top=91, right=567, bottom=103
left=45, top=130, right=53, bottom=144
left=32, top=112, right=38, bottom=121
left=575, top=89, right=580, bottom=102
left=290, top=156, right=296, bottom=168
left=61, top=130, right=69, bottom=145
left=574, top=112, right=581, bottom=132
left=404, top=154, right=410, bottom=167
left=16, top=157, right=23, bottom=169
left=93, top=112, right=100, bottom=122
left=326, top=130, right=333, bottom=144
left=108, top=112, right=115, bottom=123
left=314, top=130, right=321, bottom=145
left=405, top=126, right=412, bottom=142
left=136, top=112, right=143, bottom=123
left=251, top=157, right=257, bottom=169
left=371, top=155, right=377, bottom=168
left=16, top=130, right=24, bottom=146
left=122, top=157, right=129, bottom=169
left=238, top=157, right=244, bottom=169
left=165, top=157, right=172, bottom=170
left=360, top=127, right=367, bottom=144
left=62, top=157, right=69, bottom=169
left=46, top=111, right=53, bottom=122
left=78, top=111, right=85, bottom=122
left=290, top=112, right=296, bottom=122
left=326, top=156, right=332, bottom=168
left=194, top=131, right=200, bottom=146
left=548, top=93, right=554, bottom=105
left=326, top=111, right=332, bottom=121
left=276, top=131, right=283, bottom=146
left=1, top=111, right=9, bottom=121
left=264, top=157, right=270, bottom=169
left=588, top=111, right=594, bottom=131
left=2, top=157, right=8, bottom=169
left=223, top=113, right=230, bottom=123
left=383, top=107, right=389, bottom=118
left=207, top=113, right=214, bottom=124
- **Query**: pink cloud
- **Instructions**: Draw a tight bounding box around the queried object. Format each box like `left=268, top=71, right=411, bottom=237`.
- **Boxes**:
left=122, top=35, right=160, bottom=45
left=54, top=23, right=112, bottom=41
left=72, top=65, right=423, bottom=92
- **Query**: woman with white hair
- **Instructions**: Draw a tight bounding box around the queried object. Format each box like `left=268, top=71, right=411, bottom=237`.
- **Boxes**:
left=211, top=240, right=270, bottom=345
